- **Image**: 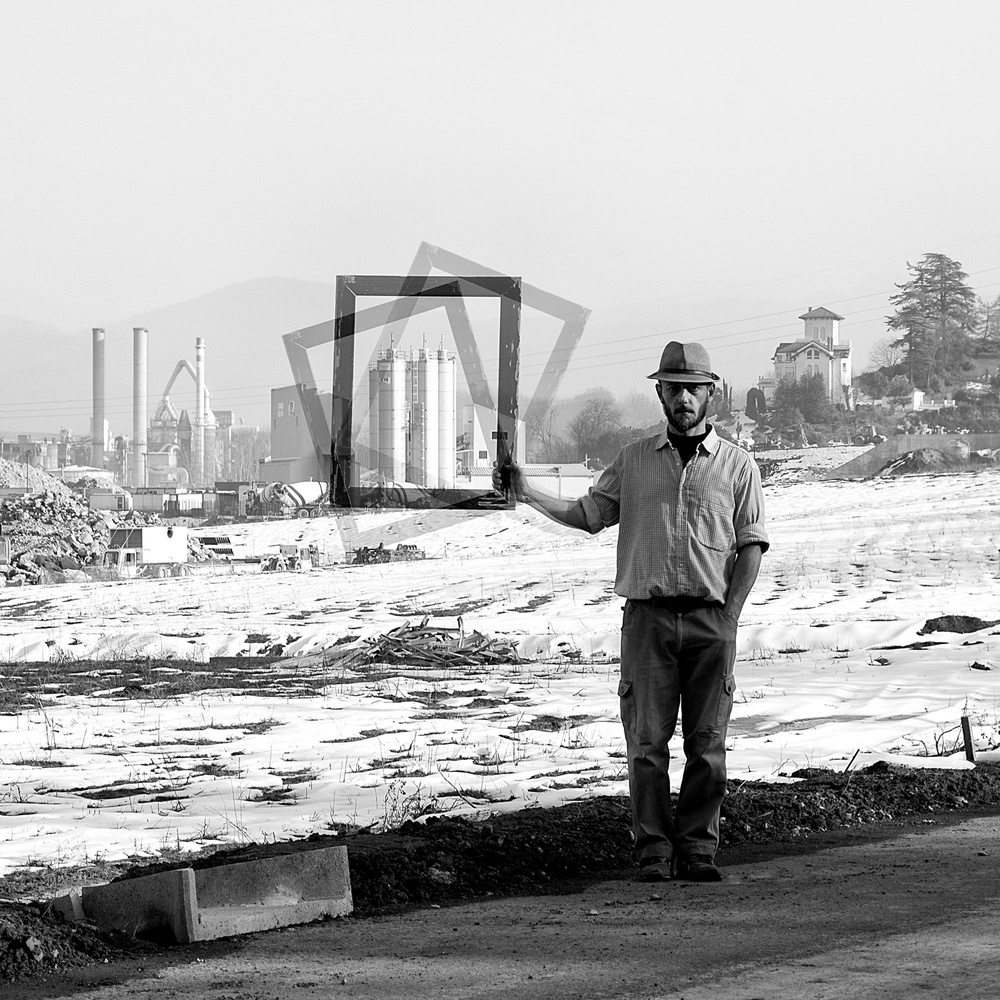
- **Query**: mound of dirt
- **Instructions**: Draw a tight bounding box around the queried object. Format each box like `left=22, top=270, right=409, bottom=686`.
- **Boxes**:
left=879, top=448, right=959, bottom=476
left=3, top=762, right=1000, bottom=983
left=0, top=900, right=153, bottom=983
left=919, top=614, right=1000, bottom=635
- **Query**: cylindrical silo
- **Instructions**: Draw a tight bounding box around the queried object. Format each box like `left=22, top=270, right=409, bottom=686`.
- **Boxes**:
left=377, top=349, right=407, bottom=484
left=91, top=327, right=105, bottom=468
left=368, top=364, right=381, bottom=480
left=203, top=389, right=217, bottom=483
left=132, top=327, right=148, bottom=488
left=416, top=347, right=439, bottom=486
left=408, top=358, right=423, bottom=486
left=437, top=349, right=455, bottom=488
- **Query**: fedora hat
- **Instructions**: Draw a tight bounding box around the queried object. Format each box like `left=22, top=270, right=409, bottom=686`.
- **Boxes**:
left=647, top=341, right=719, bottom=383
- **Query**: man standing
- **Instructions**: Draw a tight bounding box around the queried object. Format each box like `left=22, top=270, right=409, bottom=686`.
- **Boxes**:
left=500, top=342, right=768, bottom=882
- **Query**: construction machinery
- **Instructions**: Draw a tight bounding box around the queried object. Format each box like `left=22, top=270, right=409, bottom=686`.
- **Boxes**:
left=248, top=481, right=330, bottom=518
left=351, top=543, right=426, bottom=565
left=262, top=543, right=319, bottom=572
left=853, top=423, right=887, bottom=446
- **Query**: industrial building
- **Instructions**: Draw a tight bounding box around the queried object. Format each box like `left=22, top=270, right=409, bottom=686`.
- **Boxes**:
left=367, top=344, right=457, bottom=489
left=88, top=327, right=232, bottom=488
left=80, top=322, right=516, bottom=496
left=259, top=385, right=333, bottom=484
left=0, top=432, right=76, bottom=471
left=262, top=345, right=462, bottom=488
left=6, top=308, right=586, bottom=506
left=458, top=402, right=527, bottom=472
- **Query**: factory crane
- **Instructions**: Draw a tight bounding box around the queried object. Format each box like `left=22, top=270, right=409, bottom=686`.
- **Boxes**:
left=151, top=355, right=216, bottom=484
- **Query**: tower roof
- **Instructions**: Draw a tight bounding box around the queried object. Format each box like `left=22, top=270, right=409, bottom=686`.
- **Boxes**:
left=799, top=306, right=844, bottom=321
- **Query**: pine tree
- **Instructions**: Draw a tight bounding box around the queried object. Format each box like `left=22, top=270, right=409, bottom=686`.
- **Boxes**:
left=887, top=253, right=977, bottom=391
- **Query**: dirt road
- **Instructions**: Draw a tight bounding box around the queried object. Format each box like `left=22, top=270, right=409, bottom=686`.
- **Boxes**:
left=16, top=814, right=1000, bottom=1000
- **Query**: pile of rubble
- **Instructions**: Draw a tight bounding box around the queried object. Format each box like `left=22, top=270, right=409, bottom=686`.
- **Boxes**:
left=0, top=460, right=220, bottom=585
left=0, top=459, right=116, bottom=585
left=0, top=495, right=110, bottom=586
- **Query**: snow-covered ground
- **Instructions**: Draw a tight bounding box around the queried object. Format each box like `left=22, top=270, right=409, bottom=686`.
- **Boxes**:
left=2, top=460, right=1000, bottom=878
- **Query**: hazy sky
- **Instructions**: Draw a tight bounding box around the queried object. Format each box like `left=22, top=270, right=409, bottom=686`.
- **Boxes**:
left=3, top=1, right=1000, bottom=369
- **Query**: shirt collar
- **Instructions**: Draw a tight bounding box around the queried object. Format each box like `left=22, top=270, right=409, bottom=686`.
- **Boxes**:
left=655, top=424, right=721, bottom=454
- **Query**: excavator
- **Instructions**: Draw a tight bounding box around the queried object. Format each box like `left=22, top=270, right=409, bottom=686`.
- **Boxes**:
left=853, top=422, right=887, bottom=446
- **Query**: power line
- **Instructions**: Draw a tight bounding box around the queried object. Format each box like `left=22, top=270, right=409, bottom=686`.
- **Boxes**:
left=5, top=270, right=1000, bottom=420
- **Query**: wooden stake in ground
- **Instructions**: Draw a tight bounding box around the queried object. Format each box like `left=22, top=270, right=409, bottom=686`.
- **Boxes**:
left=961, top=715, right=976, bottom=763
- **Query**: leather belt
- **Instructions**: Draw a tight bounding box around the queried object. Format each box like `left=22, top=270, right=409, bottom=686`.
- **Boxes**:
left=633, top=596, right=720, bottom=613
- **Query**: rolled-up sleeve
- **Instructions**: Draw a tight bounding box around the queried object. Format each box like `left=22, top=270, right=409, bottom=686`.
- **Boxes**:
left=733, top=458, right=769, bottom=552
left=577, top=460, right=623, bottom=534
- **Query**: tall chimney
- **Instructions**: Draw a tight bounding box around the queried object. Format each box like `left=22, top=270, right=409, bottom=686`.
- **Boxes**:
left=193, top=337, right=205, bottom=485
left=132, top=327, right=148, bottom=488
left=91, top=327, right=105, bottom=468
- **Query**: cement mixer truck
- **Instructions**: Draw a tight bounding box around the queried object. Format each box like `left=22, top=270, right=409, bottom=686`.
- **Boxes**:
left=249, top=481, right=330, bottom=518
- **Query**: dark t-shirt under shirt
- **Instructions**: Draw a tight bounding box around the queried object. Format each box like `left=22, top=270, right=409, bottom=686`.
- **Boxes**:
left=667, top=429, right=709, bottom=465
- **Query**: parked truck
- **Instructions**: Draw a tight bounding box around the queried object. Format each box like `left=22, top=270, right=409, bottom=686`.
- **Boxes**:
left=248, top=481, right=329, bottom=518
left=102, top=526, right=189, bottom=578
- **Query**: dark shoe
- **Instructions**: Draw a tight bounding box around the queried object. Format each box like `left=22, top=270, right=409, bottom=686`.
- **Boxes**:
left=673, top=853, right=723, bottom=882
left=635, top=856, right=673, bottom=882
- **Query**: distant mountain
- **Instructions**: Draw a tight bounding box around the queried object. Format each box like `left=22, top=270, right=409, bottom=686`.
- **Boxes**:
left=0, top=314, right=90, bottom=437
left=0, top=278, right=341, bottom=437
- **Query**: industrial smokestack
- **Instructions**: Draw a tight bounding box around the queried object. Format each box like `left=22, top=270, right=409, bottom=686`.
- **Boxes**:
left=132, top=327, right=148, bottom=488
left=91, top=327, right=105, bottom=468
left=193, top=337, right=205, bottom=485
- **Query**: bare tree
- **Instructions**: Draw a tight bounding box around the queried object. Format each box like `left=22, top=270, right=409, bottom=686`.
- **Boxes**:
left=619, top=390, right=662, bottom=430
left=227, top=427, right=271, bottom=481
left=866, top=336, right=904, bottom=372
left=568, top=389, right=622, bottom=464
left=525, top=405, right=563, bottom=462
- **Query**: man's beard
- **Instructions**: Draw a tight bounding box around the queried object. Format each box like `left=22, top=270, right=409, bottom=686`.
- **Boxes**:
left=664, top=394, right=710, bottom=434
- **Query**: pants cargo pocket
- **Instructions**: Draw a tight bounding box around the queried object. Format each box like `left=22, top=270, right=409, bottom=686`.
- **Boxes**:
left=618, top=677, right=636, bottom=733
left=715, top=674, right=736, bottom=730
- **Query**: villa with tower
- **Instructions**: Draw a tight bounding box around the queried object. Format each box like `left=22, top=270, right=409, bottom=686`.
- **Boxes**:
left=758, top=306, right=854, bottom=408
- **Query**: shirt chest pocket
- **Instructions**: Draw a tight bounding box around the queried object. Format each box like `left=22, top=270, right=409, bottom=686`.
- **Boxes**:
left=693, top=497, right=734, bottom=551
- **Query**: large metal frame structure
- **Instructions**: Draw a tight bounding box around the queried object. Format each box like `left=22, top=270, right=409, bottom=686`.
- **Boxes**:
left=281, top=242, right=591, bottom=509
left=333, top=272, right=520, bottom=508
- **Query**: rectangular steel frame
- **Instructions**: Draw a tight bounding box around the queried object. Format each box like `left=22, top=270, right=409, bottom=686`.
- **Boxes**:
left=331, top=273, right=522, bottom=509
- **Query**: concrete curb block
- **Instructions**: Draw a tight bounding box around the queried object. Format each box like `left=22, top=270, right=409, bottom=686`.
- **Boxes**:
left=52, top=845, right=352, bottom=944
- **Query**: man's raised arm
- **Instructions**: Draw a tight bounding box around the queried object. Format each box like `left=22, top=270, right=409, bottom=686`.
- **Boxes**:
left=494, top=462, right=592, bottom=532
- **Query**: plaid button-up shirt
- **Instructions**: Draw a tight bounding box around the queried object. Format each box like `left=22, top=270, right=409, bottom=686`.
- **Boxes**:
left=577, top=426, right=769, bottom=602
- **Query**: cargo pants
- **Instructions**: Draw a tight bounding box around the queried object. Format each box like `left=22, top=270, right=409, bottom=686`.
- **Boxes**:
left=618, top=599, right=738, bottom=861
